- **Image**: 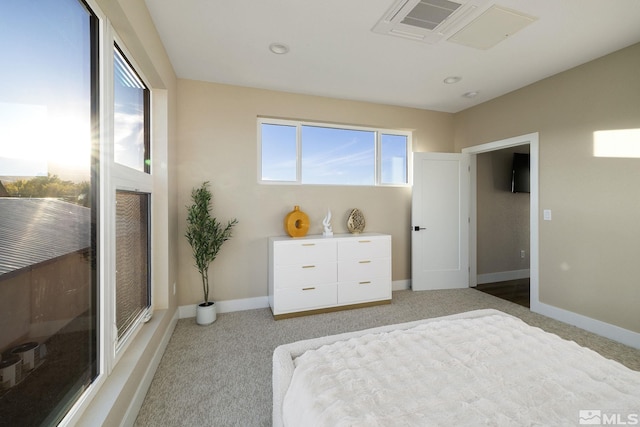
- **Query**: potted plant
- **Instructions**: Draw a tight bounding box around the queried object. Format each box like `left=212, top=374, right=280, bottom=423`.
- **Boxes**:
left=185, top=181, right=238, bottom=325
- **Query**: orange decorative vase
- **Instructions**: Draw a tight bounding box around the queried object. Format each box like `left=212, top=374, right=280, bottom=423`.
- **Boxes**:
left=284, top=205, right=310, bottom=237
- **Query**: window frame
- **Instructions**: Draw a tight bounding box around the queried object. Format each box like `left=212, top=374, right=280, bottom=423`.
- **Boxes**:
left=258, top=118, right=412, bottom=187
left=108, top=37, right=154, bottom=363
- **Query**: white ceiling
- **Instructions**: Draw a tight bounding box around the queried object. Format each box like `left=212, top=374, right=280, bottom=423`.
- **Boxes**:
left=144, top=0, right=640, bottom=113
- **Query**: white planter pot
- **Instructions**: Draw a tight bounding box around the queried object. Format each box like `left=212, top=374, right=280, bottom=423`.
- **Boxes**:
left=196, top=302, right=216, bottom=325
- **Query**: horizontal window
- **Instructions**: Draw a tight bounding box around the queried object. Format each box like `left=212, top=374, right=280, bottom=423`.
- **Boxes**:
left=259, top=119, right=411, bottom=186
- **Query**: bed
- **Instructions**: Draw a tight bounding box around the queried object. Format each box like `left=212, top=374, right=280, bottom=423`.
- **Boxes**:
left=273, top=309, right=640, bottom=426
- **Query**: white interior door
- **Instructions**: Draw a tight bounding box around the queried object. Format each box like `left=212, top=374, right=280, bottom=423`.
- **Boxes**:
left=412, top=153, right=470, bottom=290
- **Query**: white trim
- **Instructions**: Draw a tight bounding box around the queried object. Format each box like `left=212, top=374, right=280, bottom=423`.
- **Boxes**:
left=532, top=301, right=640, bottom=350
left=476, top=269, right=530, bottom=285
left=216, top=296, right=270, bottom=313
left=120, top=310, right=178, bottom=426
left=462, top=132, right=539, bottom=310
left=179, top=297, right=270, bottom=319
left=100, top=11, right=116, bottom=380
left=178, top=280, right=412, bottom=318
left=393, top=279, right=411, bottom=291
left=461, top=133, right=539, bottom=154
left=178, top=304, right=195, bottom=319
left=468, top=154, right=477, bottom=287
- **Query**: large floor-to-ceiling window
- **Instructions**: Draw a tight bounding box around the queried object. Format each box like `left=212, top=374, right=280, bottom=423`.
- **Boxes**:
left=0, top=0, right=154, bottom=424
left=0, top=0, right=99, bottom=424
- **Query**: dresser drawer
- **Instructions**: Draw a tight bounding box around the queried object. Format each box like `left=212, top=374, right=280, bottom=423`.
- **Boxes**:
left=338, top=258, right=390, bottom=282
left=273, top=240, right=336, bottom=265
left=338, top=278, right=391, bottom=305
left=337, top=237, right=390, bottom=261
left=274, top=283, right=337, bottom=313
left=274, top=263, right=336, bottom=289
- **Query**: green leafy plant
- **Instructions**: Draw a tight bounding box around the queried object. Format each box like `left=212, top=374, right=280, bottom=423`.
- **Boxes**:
left=185, top=181, right=238, bottom=304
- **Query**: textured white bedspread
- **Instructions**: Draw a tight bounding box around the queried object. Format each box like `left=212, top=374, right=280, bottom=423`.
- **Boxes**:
left=277, top=310, right=640, bottom=426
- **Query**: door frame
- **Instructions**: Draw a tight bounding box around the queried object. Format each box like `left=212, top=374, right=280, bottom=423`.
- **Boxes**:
left=461, top=132, right=539, bottom=310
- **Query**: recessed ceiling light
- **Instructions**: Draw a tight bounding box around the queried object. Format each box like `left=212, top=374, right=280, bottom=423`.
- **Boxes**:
left=269, top=43, right=289, bottom=55
left=463, top=91, right=480, bottom=98
left=443, top=76, right=462, bottom=84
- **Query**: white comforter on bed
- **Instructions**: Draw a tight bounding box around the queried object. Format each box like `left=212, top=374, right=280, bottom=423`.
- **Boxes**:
left=280, top=311, right=640, bottom=426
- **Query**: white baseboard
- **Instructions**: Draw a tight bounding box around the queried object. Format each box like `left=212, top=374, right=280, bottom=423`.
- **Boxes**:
left=217, top=296, right=269, bottom=313
left=531, top=300, right=640, bottom=350
left=477, top=269, right=530, bottom=285
left=179, top=296, right=269, bottom=319
left=393, top=279, right=411, bottom=291
left=478, top=272, right=639, bottom=349
left=178, top=281, right=411, bottom=318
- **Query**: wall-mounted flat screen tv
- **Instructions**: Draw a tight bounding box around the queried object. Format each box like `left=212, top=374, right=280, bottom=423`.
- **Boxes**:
left=511, top=153, right=530, bottom=193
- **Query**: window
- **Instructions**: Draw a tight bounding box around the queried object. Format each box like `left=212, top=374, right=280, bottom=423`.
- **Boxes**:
left=115, top=190, right=150, bottom=342
left=112, top=44, right=153, bottom=350
left=259, top=119, right=411, bottom=186
left=114, top=46, right=150, bottom=173
left=302, top=125, right=375, bottom=185
left=380, top=133, right=408, bottom=184
left=0, top=1, right=156, bottom=424
left=0, top=0, right=99, bottom=424
left=261, top=123, right=297, bottom=182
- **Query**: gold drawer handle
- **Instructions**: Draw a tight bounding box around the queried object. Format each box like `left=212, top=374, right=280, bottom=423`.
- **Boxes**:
left=359, top=260, right=371, bottom=264
left=302, top=287, right=316, bottom=291
left=302, top=265, right=316, bottom=269
left=302, top=243, right=316, bottom=246
left=358, top=240, right=371, bottom=243
left=359, top=281, right=371, bottom=285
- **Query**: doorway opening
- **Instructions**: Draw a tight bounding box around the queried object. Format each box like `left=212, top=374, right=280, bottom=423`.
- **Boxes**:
left=462, top=133, right=539, bottom=310
left=474, top=145, right=530, bottom=307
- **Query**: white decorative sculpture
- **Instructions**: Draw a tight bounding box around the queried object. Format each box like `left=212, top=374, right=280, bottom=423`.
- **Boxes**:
left=322, top=208, right=333, bottom=237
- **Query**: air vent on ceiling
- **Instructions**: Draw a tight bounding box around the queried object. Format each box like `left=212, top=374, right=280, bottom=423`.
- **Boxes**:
left=372, top=0, right=487, bottom=43
left=401, top=0, right=461, bottom=30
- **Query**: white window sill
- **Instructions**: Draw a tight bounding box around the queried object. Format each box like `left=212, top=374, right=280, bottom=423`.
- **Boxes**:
left=70, top=308, right=177, bottom=426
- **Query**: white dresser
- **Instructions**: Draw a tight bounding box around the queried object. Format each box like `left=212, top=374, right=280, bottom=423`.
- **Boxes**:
left=268, top=233, right=391, bottom=319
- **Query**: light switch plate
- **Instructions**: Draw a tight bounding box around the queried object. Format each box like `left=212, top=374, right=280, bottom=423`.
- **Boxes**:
left=543, top=209, right=552, bottom=221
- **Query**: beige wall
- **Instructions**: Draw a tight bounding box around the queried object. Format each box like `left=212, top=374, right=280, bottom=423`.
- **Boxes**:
left=477, top=147, right=530, bottom=276
left=455, top=43, right=640, bottom=333
left=176, top=80, right=454, bottom=304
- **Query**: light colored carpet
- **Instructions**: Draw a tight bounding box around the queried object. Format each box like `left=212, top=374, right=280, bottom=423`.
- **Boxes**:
left=134, top=289, right=640, bottom=427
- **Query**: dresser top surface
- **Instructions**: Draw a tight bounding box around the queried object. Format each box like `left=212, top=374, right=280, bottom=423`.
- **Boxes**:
left=269, top=232, right=390, bottom=243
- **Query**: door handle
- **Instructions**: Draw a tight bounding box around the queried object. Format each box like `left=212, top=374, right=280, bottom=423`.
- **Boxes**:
left=413, top=226, right=426, bottom=231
